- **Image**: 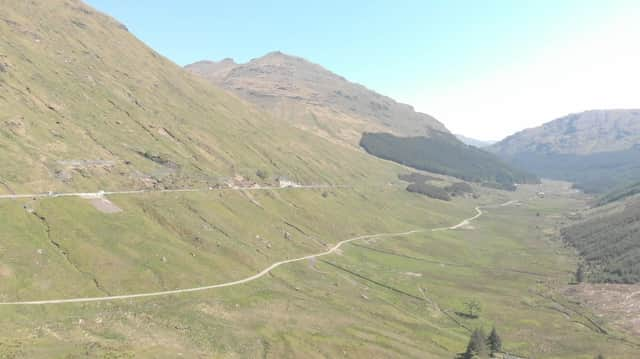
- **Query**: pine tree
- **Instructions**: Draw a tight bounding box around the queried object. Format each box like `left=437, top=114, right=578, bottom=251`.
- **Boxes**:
left=487, top=327, right=502, bottom=354
left=576, top=264, right=585, bottom=283
left=464, top=328, right=488, bottom=358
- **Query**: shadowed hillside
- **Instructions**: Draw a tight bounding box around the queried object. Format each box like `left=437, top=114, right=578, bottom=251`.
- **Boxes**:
left=360, top=132, right=539, bottom=189
left=597, top=181, right=640, bottom=206
left=562, top=195, right=640, bottom=283
left=0, top=2, right=638, bottom=358
left=187, top=53, right=536, bottom=189
left=489, top=110, right=640, bottom=192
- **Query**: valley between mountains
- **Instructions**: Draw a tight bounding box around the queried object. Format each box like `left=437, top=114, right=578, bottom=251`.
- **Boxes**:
left=0, top=191, right=514, bottom=305
left=1, top=1, right=639, bottom=358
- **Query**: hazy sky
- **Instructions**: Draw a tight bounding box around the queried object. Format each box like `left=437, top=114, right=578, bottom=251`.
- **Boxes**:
left=87, top=0, right=639, bottom=141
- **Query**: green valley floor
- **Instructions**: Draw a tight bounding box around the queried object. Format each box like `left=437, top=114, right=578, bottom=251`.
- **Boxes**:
left=0, top=181, right=637, bottom=358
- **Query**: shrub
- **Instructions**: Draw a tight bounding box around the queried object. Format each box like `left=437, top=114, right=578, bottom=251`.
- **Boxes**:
left=256, top=169, right=269, bottom=180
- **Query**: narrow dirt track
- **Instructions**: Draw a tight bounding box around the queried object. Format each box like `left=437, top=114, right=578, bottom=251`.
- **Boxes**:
left=0, top=200, right=518, bottom=305
left=0, top=184, right=341, bottom=200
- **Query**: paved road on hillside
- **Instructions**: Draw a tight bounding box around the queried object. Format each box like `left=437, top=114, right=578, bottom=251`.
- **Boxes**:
left=0, top=200, right=518, bottom=305
left=0, top=184, right=342, bottom=200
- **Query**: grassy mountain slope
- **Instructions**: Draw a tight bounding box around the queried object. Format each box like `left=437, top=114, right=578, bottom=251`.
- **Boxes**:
left=186, top=52, right=448, bottom=145
left=186, top=54, right=536, bottom=189
left=360, top=132, right=539, bottom=189
left=0, top=1, right=401, bottom=194
left=489, top=110, right=640, bottom=192
left=0, top=1, right=638, bottom=357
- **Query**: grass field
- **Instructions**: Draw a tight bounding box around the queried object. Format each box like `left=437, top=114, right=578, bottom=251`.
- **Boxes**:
left=2, top=2, right=638, bottom=358
left=0, top=181, right=638, bottom=358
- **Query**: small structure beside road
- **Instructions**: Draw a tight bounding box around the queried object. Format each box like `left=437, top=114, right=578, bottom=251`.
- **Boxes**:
left=277, top=177, right=300, bottom=188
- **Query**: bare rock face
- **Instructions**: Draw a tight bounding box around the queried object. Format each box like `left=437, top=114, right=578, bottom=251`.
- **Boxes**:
left=186, top=52, right=449, bottom=144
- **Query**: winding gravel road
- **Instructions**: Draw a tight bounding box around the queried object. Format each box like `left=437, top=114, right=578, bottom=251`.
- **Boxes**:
left=0, top=200, right=518, bottom=305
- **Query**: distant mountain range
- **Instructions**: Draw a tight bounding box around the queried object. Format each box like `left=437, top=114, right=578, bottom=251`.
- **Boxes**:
left=187, top=53, right=535, bottom=188
left=490, top=109, right=640, bottom=283
left=491, top=110, right=640, bottom=155
left=455, top=134, right=496, bottom=147
left=489, top=110, right=640, bottom=192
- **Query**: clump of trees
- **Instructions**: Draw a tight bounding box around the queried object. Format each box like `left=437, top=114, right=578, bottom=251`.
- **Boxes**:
left=360, top=131, right=538, bottom=188
left=446, top=182, right=474, bottom=197
left=400, top=173, right=476, bottom=202
left=398, top=172, right=440, bottom=183
left=480, top=181, right=517, bottom=191
left=460, top=327, right=503, bottom=358
left=506, top=146, right=640, bottom=193
left=406, top=182, right=451, bottom=201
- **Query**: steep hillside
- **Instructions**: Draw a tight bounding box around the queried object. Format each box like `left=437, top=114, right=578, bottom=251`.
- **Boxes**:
left=562, top=181, right=640, bottom=283
left=187, top=53, right=535, bottom=188
left=597, top=180, right=640, bottom=206
left=360, top=132, right=538, bottom=189
left=186, top=52, right=448, bottom=145
left=0, top=2, right=638, bottom=358
left=489, top=110, right=640, bottom=192
left=0, top=1, right=398, bottom=195
left=492, top=110, right=640, bottom=155
left=562, top=195, right=640, bottom=283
